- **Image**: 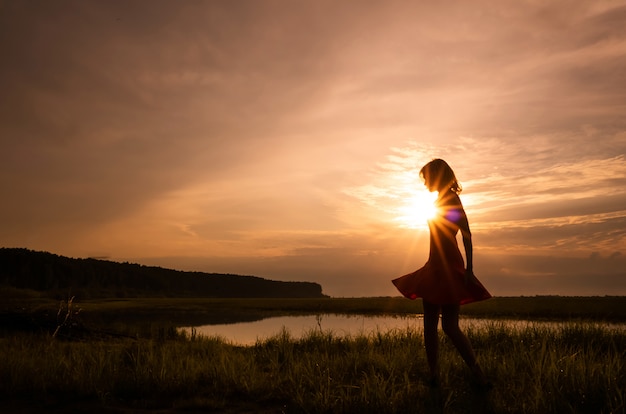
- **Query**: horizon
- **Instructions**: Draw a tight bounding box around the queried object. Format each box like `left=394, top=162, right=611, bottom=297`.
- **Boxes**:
left=3, top=246, right=624, bottom=299
left=1, top=1, right=625, bottom=297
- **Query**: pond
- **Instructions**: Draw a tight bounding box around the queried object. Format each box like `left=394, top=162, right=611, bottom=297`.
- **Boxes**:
left=179, top=314, right=626, bottom=346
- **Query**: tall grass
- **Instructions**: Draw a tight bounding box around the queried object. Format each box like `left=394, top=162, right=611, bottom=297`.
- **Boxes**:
left=1, top=321, right=625, bottom=413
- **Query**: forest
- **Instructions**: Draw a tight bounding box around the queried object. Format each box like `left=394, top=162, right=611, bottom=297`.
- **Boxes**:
left=0, top=248, right=326, bottom=299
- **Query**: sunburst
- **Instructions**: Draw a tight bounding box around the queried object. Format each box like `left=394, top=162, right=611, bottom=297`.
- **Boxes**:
left=395, top=190, right=438, bottom=229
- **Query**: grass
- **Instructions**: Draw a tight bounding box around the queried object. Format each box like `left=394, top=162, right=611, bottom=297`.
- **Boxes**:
left=5, top=295, right=626, bottom=329
left=1, top=320, right=625, bottom=413
left=1, top=294, right=625, bottom=412
left=83, top=295, right=626, bottom=321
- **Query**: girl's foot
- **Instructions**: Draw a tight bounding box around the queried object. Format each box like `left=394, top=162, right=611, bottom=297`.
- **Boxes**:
left=428, top=374, right=440, bottom=388
left=470, top=363, right=491, bottom=391
left=471, top=378, right=493, bottom=392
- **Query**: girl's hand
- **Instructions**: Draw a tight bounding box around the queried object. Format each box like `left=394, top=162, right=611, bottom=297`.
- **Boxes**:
left=464, top=269, right=477, bottom=286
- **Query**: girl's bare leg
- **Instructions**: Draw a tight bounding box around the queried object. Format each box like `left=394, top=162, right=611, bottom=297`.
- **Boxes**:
left=441, top=304, right=489, bottom=386
left=423, top=300, right=441, bottom=386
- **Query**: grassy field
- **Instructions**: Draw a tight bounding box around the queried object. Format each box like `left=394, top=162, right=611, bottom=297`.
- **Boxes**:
left=1, top=294, right=625, bottom=413
left=1, top=321, right=624, bottom=413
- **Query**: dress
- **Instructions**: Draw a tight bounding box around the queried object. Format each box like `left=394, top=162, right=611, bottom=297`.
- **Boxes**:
left=392, top=190, right=491, bottom=305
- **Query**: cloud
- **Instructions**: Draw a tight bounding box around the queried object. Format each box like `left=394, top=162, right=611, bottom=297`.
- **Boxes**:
left=1, top=1, right=625, bottom=295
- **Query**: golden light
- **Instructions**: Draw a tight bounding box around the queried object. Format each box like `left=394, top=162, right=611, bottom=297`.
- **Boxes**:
left=394, top=190, right=438, bottom=229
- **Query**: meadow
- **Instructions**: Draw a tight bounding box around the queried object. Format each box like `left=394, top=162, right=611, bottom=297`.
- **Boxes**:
left=1, top=294, right=625, bottom=413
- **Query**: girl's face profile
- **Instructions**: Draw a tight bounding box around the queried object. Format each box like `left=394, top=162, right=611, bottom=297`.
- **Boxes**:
left=422, top=171, right=435, bottom=192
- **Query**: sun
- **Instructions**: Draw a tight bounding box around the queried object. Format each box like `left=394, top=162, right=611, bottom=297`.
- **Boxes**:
left=395, top=190, right=438, bottom=229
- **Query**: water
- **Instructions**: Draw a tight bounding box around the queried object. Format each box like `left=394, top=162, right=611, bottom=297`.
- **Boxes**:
left=182, top=314, right=420, bottom=345
left=179, top=314, right=626, bottom=346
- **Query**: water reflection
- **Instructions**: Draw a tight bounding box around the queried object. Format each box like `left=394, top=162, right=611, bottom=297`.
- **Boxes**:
left=181, top=314, right=418, bottom=345
left=180, top=314, right=626, bottom=346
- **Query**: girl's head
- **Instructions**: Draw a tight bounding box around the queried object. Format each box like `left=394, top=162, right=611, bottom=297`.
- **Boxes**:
left=419, top=158, right=462, bottom=194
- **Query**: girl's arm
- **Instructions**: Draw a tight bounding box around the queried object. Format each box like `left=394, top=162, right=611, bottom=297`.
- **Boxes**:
left=444, top=192, right=475, bottom=278
left=454, top=198, right=477, bottom=285
left=458, top=211, right=473, bottom=273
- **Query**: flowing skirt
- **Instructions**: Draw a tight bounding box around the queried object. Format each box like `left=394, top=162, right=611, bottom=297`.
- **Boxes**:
left=392, top=261, right=491, bottom=305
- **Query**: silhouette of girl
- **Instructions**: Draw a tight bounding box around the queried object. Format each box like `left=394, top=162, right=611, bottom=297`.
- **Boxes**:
left=392, top=158, right=491, bottom=389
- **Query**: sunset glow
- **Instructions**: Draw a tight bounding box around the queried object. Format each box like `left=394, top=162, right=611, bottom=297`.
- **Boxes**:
left=395, top=191, right=439, bottom=229
left=1, top=1, right=625, bottom=297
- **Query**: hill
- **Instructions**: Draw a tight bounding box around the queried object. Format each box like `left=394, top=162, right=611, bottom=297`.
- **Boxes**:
left=0, top=248, right=326, bottom=299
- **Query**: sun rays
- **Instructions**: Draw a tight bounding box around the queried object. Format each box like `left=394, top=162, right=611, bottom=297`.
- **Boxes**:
left=394, top=190, right=439, bottom=229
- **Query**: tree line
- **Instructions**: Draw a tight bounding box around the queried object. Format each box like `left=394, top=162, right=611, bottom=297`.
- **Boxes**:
left=0, top=248, right=326, bottom=299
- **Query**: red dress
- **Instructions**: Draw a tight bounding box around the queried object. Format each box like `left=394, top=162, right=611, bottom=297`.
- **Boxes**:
left=392, top=191, right=491, bottom=305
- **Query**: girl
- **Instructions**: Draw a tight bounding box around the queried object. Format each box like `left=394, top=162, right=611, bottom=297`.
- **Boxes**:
left=392, top=158, right=491, bottom=389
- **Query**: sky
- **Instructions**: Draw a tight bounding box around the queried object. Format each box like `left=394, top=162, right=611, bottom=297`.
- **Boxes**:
left=1, top=0, right=625, bottom=297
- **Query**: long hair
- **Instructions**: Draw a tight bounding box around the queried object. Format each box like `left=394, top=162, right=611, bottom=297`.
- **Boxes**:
left=419, top=158, right=462, bottom=194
